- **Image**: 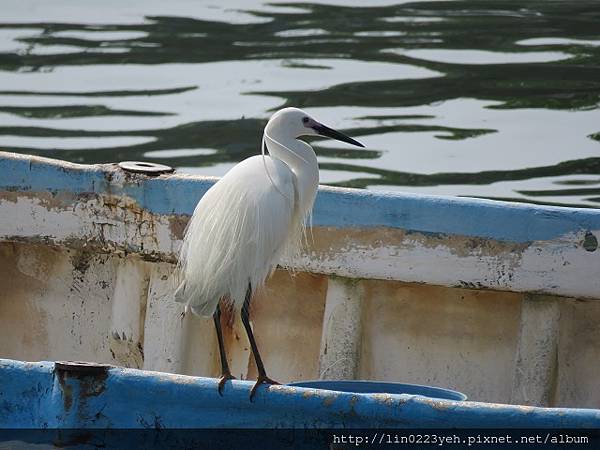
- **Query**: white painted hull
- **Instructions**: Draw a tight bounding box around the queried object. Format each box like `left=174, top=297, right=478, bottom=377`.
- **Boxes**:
left=1, top=151, right=599, bottom=408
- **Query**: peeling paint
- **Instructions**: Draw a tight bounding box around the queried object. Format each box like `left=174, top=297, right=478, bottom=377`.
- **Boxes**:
left=55, top=362, right=109, bottom=416
left=322, top=395, right=338, bottom=407
left=2, top=192, right=598, bottom=298
left=582, top=231, right=598, bottom=252
left=2, top=152, right=600, bottom=409
left=168, top=216, right=188, bottom=241
left=373, top=393, right=394, bottom=406
left=3, top=359, right=599, bottom=430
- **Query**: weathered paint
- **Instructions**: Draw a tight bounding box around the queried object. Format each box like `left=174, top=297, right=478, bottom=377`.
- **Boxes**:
left=1, top=151, right=599, bottom=299
left=1, top=152, right=600, bottom=409
left=319, top=278, right=363, bottom=380
left=1, top=359, right=599, bottom=430
left=2, top=151, right=599, bottom=242
left=511, top=295, right=560, bottom=406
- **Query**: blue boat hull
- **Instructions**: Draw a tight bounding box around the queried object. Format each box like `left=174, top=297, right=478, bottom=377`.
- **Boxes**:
left=2, top=359, right=599, bottom=429
left=1, top=359, right=600, bottom=448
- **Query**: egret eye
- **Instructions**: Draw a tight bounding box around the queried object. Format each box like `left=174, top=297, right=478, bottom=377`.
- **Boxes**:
left=302, top=117, right=309, bottom=124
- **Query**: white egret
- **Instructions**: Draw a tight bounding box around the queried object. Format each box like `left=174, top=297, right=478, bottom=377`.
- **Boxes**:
left=175, top=107, right=363, bottom=399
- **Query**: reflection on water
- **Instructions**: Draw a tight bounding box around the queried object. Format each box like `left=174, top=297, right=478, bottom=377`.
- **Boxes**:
left=393, top=49, right=570, bottom=64
left=0, top=0, right=599, bottom=207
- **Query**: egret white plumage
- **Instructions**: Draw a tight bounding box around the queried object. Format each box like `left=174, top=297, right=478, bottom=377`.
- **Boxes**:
left=175, top=107, right=363, bottom=399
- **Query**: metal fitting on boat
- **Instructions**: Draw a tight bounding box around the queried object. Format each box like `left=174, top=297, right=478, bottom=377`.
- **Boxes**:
left=118, top=161, right=174, bottom=175
left=54, top=361, right=111, bottom=374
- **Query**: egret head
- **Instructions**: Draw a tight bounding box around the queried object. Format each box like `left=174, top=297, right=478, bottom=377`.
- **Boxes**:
left=266, top=107, right=364, bottom=148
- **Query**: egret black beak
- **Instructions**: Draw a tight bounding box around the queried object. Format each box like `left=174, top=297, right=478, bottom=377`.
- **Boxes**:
left=313, top=123, right=364, bottom=148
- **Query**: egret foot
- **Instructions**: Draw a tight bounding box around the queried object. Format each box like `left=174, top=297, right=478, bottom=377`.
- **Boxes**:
left=217, top=372, right=236, bottom=396
left=249, top=374, right=280, bottom=401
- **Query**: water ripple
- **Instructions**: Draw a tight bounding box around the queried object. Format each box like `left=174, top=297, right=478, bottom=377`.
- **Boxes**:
left=0, top=0, right=599, bottom=207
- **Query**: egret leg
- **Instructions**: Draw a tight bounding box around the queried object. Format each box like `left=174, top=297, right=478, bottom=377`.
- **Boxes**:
left=213, top=303, right=236, bottom=395
left=240, top=285, right=279, bottom=401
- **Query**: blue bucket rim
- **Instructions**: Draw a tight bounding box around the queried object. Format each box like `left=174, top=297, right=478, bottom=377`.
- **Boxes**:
left=287, top=380, right=467, bottom=401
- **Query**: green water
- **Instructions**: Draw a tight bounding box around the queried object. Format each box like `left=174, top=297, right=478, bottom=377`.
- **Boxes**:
left=1, top=0, right=600, bottom=207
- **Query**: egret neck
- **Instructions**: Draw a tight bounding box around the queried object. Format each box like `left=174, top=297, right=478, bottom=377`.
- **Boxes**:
left=263, top=127, right=319, bottom=221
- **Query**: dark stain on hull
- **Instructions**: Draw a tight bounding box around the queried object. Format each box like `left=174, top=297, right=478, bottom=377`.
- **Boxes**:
left=55, top=361, right=110, bottom=416
left=583, top=231, right=598, bottom=252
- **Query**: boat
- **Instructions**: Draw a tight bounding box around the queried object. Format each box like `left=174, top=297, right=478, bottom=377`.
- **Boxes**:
left=1, top=150, right=599, bottom=442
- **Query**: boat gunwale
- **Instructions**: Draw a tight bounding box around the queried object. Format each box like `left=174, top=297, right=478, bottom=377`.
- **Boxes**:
left=1, top=150, right=599, bottom=245
left=1, top=151, right=599, bottom=300
left=1, top=358, right=599, bottom=429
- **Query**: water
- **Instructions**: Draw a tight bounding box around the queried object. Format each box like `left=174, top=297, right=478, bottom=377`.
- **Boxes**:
left=1, top=0, right=599, bottom=207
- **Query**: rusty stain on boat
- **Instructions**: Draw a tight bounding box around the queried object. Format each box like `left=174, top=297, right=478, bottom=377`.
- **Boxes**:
left=55, top=361, right=110, bottom=412
left=322, top=394, right=339, bottom=407
left=373, top=393, right=394, bottom=407
left=302, top=389, right=317, bottom=399
left=168, top=216, right=189, bottom=240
